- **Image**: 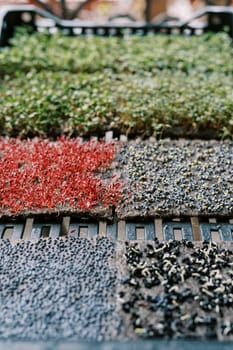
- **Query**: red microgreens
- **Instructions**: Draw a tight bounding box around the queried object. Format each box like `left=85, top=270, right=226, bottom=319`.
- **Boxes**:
left=0, top=137, right=122, bottom=214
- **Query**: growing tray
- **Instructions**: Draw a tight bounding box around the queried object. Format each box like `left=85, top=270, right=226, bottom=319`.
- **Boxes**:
left=0, top=5, right=233, bottom=47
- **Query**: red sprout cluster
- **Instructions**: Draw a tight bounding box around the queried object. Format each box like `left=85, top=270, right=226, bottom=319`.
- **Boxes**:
left=0, top=137, right=122, bottom=214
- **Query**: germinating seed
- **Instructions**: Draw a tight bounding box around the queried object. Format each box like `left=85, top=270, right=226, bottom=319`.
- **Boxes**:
left=119, top=240, right=233, bottom=340
left=118, top=140, right=233, bottom=217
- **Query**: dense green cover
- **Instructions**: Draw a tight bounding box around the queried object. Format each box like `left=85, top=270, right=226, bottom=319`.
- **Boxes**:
left=0, top=30, right=232, bottom=138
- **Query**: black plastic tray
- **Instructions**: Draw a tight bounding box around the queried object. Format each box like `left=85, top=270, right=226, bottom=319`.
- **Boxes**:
left=0, top=340, right=233, bottom=350
left=0, top=5, right=233, bottom=47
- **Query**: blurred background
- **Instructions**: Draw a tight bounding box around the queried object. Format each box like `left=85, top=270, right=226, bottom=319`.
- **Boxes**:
left=0, top=0, right=232, bottom=22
